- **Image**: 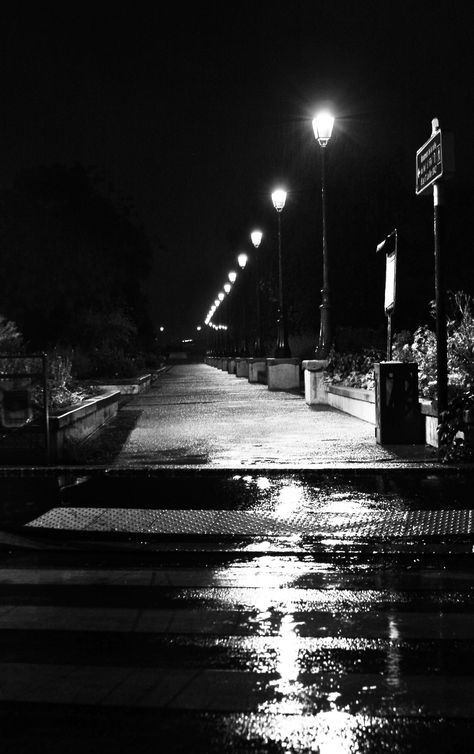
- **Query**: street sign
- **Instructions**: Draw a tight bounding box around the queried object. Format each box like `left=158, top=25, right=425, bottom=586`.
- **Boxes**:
left=416, top=129, right=442, bottom=195
left=415, top=120, right=454, bottom=195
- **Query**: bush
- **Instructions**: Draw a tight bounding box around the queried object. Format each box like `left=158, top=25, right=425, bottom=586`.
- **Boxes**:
left=0, top=315, right=23, bottom=353
left=392, top=291, right=474, bottom=401
left=73, top=347, right=145, bottom=379
left=324, top=347, right=385, bottom=390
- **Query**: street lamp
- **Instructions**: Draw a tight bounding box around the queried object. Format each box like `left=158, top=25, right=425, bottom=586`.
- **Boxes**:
left=250, top=229, right=265, bottom=356
left=237, top=253, right=249, bottom=356
left=271, top=188, right=291, bottom=357
left=312, top=110, right=335, bottom=358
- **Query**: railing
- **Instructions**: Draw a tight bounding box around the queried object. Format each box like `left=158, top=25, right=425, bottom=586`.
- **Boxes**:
left=0, top=353, right=50, bottom=463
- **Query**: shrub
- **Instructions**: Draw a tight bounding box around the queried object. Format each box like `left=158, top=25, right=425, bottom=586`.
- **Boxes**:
left=74, top=347, right=144, bottom=379
left=324, top=347, right=384, bottom=390
left=0, top=315, right=23, bottom=353
left=392, top=291, right=474, bottom=401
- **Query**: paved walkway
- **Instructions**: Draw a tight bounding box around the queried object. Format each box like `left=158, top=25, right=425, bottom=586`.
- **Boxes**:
left=78, top=362, right=439, bottom=469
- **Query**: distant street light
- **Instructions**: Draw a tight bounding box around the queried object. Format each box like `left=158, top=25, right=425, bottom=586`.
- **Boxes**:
left=271, top=188, right=291, bottom=357
left=250, top=229, right=265, bottom=357
left=312, top=110, right=335, bottom=358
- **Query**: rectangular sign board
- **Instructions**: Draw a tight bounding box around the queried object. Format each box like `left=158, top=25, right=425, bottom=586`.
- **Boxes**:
left=416, top=130, right=442, bottom=195
left=384, top=251, right=396, bottom=313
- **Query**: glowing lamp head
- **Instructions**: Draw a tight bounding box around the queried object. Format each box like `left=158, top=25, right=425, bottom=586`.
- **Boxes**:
left=312, top=110, right=335, bottom=147
left=218, top=292, right=225, bottom=302
left=228, top=270, right=237, bottom=283
left=271, top=188, right=287, bottom=212
left=237, top=253, right=248, bottom=269
left=223, top=283, right=231, bottom=294
left=250, top=230, right=263, bottom=248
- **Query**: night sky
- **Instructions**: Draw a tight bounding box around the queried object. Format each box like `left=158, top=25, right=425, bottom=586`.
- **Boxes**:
left=2, top=3, right=474, bottom=344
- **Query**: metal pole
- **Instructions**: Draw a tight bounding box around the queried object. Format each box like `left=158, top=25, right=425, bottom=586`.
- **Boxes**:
left=240, top=273, right=249, bottom=357
left=254, top=251, right=265, bottom=357
left=42, top=352, right=50, bottom=463
left=387, top=313, right=392, bottom=361
left=274, top=212, right=291, bottom=357
left=433, top=182, right=448, bottom=416
left=316, top=146, right=331, bottom=358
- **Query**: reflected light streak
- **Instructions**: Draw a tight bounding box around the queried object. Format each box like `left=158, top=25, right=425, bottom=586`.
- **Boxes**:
left=275, top=483, right=305, bottom=518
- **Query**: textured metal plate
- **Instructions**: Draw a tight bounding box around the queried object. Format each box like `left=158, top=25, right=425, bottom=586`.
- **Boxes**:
left=26, top=507, right=474, bottom=538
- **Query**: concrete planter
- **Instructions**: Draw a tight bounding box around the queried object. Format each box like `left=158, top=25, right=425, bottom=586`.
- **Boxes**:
left=49, top=389, right=120, bottom=461
left=266, top=358, right=301, bottom=391
left=327, top=384, right=376, bottom=423
left=235, top=357, right=249, bottom=378
left=92, top=373, right=153, bottom=395
left=248, top=358, right=267, bottom=384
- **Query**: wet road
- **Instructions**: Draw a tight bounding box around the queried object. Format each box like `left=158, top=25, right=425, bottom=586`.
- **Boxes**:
left=0, top=470, right=473, bottom=752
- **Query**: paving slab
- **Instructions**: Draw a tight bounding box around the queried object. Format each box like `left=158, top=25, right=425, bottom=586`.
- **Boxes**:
left=74, top=363, right=441, bottom=469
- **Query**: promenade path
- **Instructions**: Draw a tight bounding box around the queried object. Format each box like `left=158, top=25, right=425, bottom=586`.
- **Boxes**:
left=79, top=362, right=439, bottom=469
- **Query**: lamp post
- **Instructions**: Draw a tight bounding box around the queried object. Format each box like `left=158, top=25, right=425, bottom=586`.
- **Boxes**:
left=217, top=291, right=225, bottom=355
left=271, top=188, right=291, bottom=357
left=312, top=110, right=335, bottom=359
left=223, top=282, right=232, bottom=355
left=250, top=229, right=265, bottom=357
left=227, top=270, right=237, bottom=354
left=237, top=253, right=249, bottom=356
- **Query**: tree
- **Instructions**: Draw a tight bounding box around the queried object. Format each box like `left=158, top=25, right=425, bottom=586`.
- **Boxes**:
left=0, top=164, right=155, bottom=350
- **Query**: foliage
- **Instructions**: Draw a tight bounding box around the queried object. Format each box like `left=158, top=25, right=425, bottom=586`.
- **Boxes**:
left=392, top=325, right=438, bottom=398
left=392, top=291, right=474, bottom=400
left=324, top=347, right=384, bottom=390
left=31, top=351, right=98, bottom=412
left=326, top=291, right=474, bottom=462
left=0, top=315, right=23, bottom=353
left=0, top=164, right=155, bottom=351
left=437, top=391, right=474, bottom=463
left=73, top=347, right=146, bottom=380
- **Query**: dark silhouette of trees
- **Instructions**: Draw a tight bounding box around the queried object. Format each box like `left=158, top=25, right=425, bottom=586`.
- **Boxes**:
left=0, top=164, right=155, bottom=352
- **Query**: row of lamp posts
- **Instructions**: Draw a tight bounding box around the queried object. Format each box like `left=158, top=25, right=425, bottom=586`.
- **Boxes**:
left=205, top=110, right=335, bottom=361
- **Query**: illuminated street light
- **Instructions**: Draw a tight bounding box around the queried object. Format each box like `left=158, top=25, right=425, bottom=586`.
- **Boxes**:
left=237, top=252, right=249, bottom=356
left=312, top=110, right=335, bottom=358
left=250, top=229, right=262, bottom=249
left=251, top=228, right=265, bottom=357
left=228, top=270, right=237, bottom=284
left=238, top=253, right=248, bottom=269
left=271, top=188, right=291, bottom=357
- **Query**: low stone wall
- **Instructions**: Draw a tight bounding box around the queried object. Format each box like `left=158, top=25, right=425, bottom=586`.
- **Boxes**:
left=327, top=384, right=376, bottom=424
left=49, top=389, right=120, bottom=461
left=92, top=373, right=152, bottom=395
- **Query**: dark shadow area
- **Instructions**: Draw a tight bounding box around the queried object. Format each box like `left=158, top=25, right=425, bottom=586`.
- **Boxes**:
left=67, top=409, right=143, bottom=465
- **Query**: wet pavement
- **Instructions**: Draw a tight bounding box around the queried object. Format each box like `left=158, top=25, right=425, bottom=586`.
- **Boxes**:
left=1, top=468, right=474, bottom=752
left=1, top=365, right=473, bottom=751
left=72, top=363, right=440, bottom=468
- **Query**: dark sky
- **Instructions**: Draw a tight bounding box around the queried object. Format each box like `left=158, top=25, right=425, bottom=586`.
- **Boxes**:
left=2, top=2, right=473, bottom=342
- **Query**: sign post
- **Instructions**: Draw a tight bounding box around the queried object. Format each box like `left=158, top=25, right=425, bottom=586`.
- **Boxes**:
left=415, top=118, right=455, bottom=418
left=376, top=229, right=397, bottom=360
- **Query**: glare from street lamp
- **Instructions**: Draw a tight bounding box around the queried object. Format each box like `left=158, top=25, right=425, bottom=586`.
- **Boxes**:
left=224, top=282, right=231, bottom=294
left=228, top=270, right=237, bottom=283
left=218, top=292, right=225, bottom=301
left=237, top=253, right=248, bottom=269
left=250, top=230, right=263, bottom=248
left=271, top=188, right=287, bottom=212
left=312, top=110, right=335, bottom=147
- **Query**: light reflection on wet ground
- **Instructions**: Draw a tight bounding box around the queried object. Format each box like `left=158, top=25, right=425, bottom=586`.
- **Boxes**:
left=1, top=469, right=474, bottom=751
